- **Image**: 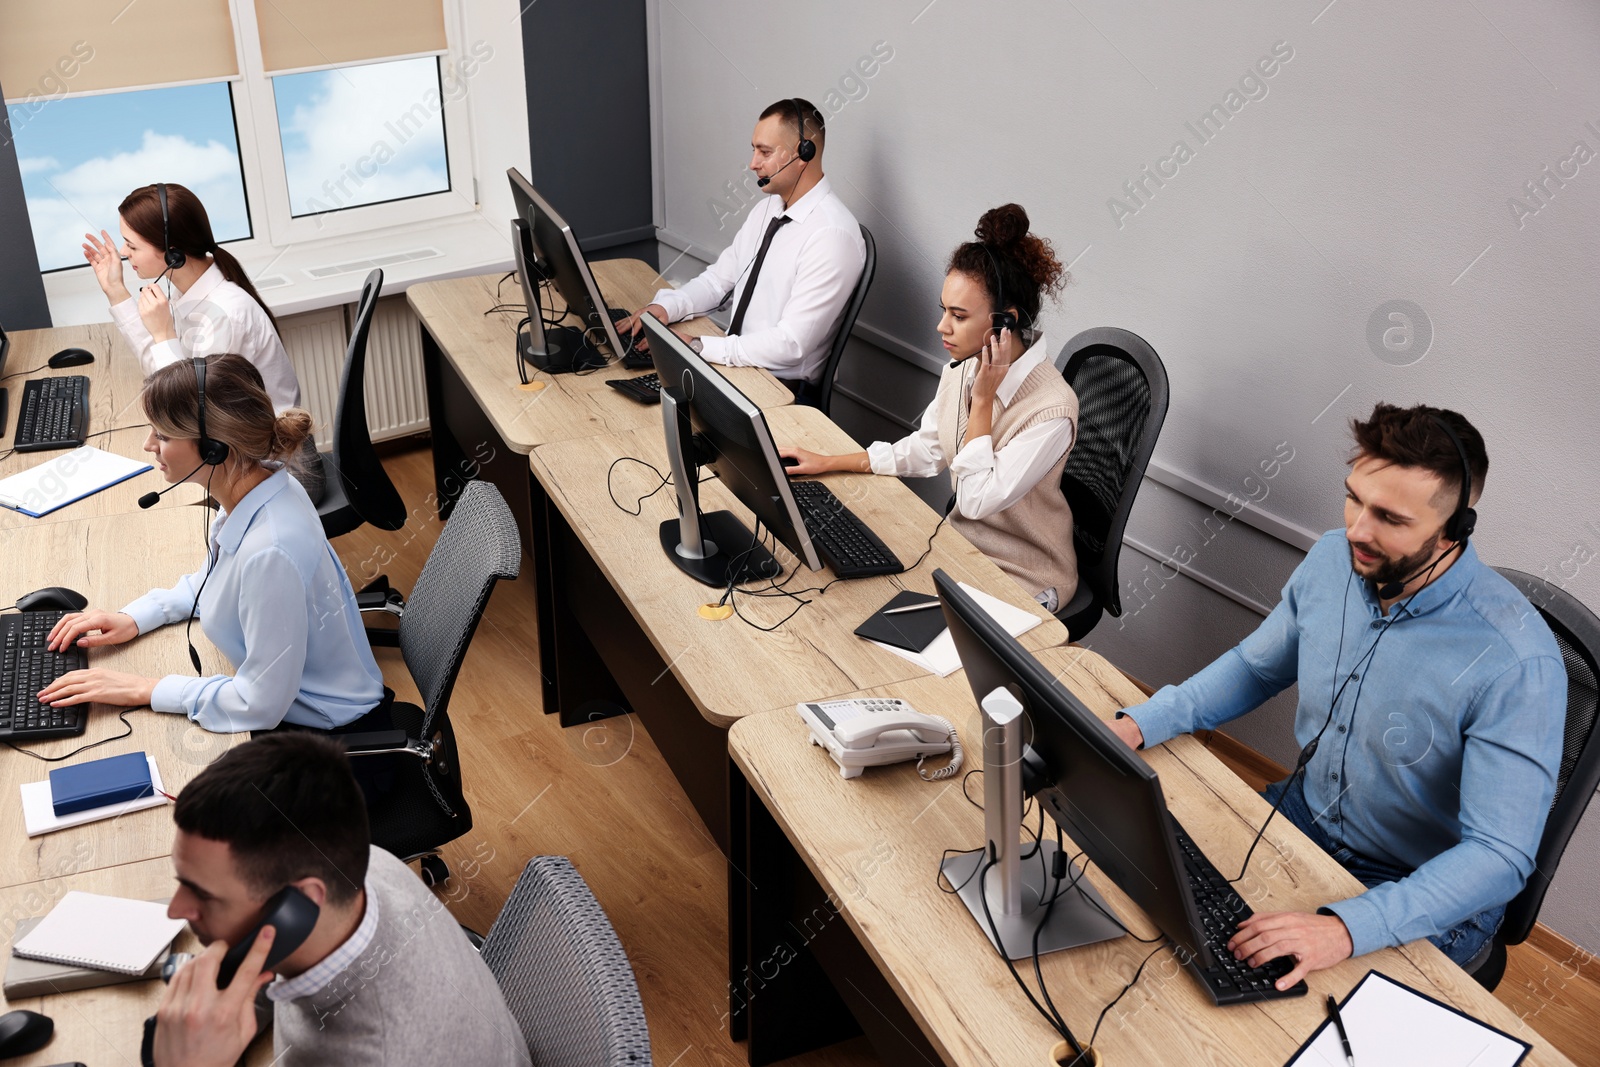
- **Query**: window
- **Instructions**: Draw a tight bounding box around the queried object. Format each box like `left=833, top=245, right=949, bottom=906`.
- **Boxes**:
left=9, top=83, right=251, bottom=272
left=2, top=0, right=475, bottom=273
left=273, top=56, right=450, bottom=217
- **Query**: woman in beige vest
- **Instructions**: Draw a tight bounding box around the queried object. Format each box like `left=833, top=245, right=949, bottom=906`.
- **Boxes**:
left=780, top=204, right=1080, bottom=610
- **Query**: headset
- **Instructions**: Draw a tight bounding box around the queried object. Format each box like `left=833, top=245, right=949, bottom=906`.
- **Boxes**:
left=157, top=183, right=186, bottom=272
left=193, top=356, right=230, bottom=466
left=1427, top=412, right=1477, bottom=546
left=755, top=98, right=817, bottom=188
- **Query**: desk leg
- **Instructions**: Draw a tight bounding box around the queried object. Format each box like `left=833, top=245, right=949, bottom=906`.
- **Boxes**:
left=731, top=762, right=942, bottom=1067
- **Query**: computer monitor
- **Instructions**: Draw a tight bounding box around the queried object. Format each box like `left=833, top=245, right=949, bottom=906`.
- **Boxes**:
left=506, top=167, right=624, bottom=370
left=642, top=314, right=823, bottom=586
left=934, top=567, right=1209, bottom=966
left=0, top=323, right=10, bottom=432
left=508, top=217, right=552, bottom=363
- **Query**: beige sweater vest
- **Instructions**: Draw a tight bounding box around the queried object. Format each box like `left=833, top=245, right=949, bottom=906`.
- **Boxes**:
left=935, top=360, right=1079, bottom=603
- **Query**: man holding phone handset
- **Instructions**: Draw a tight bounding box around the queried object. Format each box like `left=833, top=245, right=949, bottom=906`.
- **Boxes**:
left=781, top=204, right=1081, bottom=612
left=150, top=733, right=529, bottom=1066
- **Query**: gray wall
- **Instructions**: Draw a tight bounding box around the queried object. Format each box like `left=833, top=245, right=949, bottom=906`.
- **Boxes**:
left=0, top=78, right=51, bottom=330
left=648, top=0, right=1600, bottom=953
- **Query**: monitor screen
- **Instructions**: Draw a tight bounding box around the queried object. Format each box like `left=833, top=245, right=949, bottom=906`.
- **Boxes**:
left=933, top=568, right=1208, bottom=965
left=643, top=315, right=822, bottom=573
left=506, top=167, right=625, bottom=359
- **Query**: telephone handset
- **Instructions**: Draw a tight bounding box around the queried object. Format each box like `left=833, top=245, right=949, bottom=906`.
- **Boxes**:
left=797, top=697, right=963, bottom=780
left=214, top=885, right=320, bottom=989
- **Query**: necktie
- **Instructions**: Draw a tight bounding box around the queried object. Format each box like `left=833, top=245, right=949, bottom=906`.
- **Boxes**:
left=728, top=214, right=791, bottom=336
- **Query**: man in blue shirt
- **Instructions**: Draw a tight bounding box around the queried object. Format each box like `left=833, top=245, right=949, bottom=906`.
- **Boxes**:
left=1109, top=403, right=1566, bottom=991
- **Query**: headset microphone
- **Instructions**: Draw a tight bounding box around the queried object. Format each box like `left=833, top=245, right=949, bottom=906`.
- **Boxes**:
left=756, top=155, right=797, bottom=189
left=138, top=461, right=207, bottom=509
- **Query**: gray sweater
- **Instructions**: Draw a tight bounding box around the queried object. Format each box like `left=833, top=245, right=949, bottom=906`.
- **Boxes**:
left=271, top=847, right=530, bottom=1066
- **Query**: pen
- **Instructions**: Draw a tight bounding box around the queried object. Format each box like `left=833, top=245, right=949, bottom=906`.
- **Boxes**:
left=1326, top=994, right=1354, bottom=1067
left=881, top=601, right=940, bottom=616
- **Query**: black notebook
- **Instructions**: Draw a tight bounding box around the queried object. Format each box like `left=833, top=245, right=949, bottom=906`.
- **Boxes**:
left=853, top=591, right=946, bottom=653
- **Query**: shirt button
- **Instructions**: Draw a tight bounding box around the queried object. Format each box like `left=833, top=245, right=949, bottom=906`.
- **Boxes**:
left=1370, top=620, right=1383, bottom=629
left=1332, top=814, right=1341, bottom=822
left=1330, top=772, right=1339, bottom=782
left=1337, top=724, right=1347, bottom=734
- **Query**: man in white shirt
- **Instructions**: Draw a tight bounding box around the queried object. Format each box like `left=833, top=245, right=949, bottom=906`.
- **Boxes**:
left=616, top=98, right=866, bottom=400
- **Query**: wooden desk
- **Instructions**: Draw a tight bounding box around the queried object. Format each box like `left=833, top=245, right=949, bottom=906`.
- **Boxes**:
left=0, top=858, right=269, bottom=1067
left=411, top=261, right=791, bottom=557
left=528, top=404, right=1068, bottom=848
left=0, top=509, right=235, bottom=889
left=0, top=322, right=204, bottom=532
left=727, top=646, right=1574, bottom=1067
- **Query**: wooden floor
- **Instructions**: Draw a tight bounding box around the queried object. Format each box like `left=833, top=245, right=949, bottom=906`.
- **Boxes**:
left=341, top=446, right=1600, bottom=1067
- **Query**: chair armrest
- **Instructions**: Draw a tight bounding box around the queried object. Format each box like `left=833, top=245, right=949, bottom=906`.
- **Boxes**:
left=340, top=731, right=433, bottom=760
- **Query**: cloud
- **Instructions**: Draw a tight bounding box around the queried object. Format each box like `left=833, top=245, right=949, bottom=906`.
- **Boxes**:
left=23, top=129, right=248, bottom=272
left=17, top=156, right=58, bottom=175
left=278, top=57, right=450, bottom=215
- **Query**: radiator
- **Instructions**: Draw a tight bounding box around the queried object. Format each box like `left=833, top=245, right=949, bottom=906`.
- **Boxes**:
left=279, top=296, right=430, bottom=447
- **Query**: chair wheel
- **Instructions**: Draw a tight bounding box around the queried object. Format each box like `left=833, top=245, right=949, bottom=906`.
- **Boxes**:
left=419, top=854, right=450, bottom=886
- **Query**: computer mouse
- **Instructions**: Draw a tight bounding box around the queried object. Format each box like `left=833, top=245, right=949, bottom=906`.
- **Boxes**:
left=781, top=455, right=800, bottom=468
left=16, top=586, right=88, bottom=613
left=0, top=1009, right=53, bottom=1057
left=47, top=348, right=94, bottom=369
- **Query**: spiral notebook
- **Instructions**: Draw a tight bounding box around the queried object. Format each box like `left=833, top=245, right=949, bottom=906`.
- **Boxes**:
left=12, top=892, right=188, bottom=975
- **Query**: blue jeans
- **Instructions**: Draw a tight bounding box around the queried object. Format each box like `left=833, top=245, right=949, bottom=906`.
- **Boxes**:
left=1261, top=777, right=1504, bottom=966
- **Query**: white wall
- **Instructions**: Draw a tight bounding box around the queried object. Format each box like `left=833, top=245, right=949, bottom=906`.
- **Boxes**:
left=647, top=0, right=1600, bottom=951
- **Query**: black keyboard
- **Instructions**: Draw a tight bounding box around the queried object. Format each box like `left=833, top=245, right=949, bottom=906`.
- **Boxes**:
left=606, top=372, right=662, bottom=404
left=13, top=376, right=89, bottom=452
left=789, top=480, right=904, bottom=579
left=0, top=611, right=88, bottom=740
left=1172, top=820, right=1306, bottom=1004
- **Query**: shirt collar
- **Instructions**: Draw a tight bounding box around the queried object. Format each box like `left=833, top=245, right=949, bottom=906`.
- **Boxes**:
left=214, top=468, right=291, bottom=554
left=267, top=877, right=380, bottom=1003
left=774, top=175, right=833, bottom=225
left=995, top=334, right=1052, bottom=407
left=1357, top=537, right=1484, bottom=619
left=174, top=262, right=224, bottom=314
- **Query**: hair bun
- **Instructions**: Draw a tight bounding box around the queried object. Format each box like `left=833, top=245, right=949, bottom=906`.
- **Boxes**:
left=975, top=203, right=1030, bottom=249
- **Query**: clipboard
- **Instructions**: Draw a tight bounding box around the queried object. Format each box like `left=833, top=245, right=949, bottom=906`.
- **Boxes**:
left=0, top=446, right=152, bottom=518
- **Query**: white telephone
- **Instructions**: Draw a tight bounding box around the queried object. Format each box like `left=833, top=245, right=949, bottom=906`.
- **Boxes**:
left=796, top=697, right=963, bottom=780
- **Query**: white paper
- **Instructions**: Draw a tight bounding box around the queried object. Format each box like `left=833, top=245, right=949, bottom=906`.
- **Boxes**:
left=867, top=582, right=1044, bottom=678
left=0, top=447, right=152, bottom=518
left=12, top=891, right=186, bottom=975
left=1288, top=971, right=1528, bottom=1067
left=21, top=754, right=168, bottom=837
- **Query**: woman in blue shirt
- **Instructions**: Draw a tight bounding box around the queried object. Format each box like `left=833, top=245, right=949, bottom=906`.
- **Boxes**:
left=39, top=355, right=385, bottom=733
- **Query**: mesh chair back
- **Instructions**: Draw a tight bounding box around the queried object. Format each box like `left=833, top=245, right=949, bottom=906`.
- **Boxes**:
left=1058, top=328, right=1169, bottom=618
left=816, top=224, right=875, bottom=415
left=1492, top=568, right=1600, bottom=946
left=481, top=856, right=652, bottom=1067
left=400, top=480, right=521, bottom=733
left=331, top=269, right=407, bottom=531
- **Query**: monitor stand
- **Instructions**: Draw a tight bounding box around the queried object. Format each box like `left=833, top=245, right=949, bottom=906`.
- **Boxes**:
left=518, top=322, right=606, bottom=373
left=941, top=688, right=1125, bottom=961
left=657, top=386, right=780, bottom=587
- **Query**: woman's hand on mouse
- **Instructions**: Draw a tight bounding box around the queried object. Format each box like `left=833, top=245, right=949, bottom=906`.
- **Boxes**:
left=138, top=284, right=178, bottom=343
left=82, top=229, right=130, bottom=303
left=48, top=610, right=138, bottom=652
left=38, top=668, right=158, bottom=709
left=777, top=447, right=870, bottom=476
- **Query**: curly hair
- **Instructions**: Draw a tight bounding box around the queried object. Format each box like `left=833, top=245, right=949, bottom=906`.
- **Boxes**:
left=946, top=203, right=1067, bottom=329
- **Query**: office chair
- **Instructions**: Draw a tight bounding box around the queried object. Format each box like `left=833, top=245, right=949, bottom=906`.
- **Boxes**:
left=479, top=856, right=652, bottom=1066
left=1461, top=568, right=1600, bottom=991
left=315, top=269, right=411, bottom=641
left=815, top=224, right=876, bottom=416
left=1052, top=327, right=1169, bottom=642
left=341, top=480, right=522, bottom=885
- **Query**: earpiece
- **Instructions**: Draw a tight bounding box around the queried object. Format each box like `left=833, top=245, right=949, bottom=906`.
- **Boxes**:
left=791, top=98, right=817, bottom=162
left=193, top=357, right=229, bottom=466
left=981, top=242, right=1019, bottom=334
left=1427, top=413, right=1477, bottom=546
left=158, top=183, right=186, bottom=272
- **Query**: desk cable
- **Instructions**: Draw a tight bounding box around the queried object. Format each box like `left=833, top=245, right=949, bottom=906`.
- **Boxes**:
left=5, top=708, right=135, bottom=762
left=0, top=425, right=149, bottom=475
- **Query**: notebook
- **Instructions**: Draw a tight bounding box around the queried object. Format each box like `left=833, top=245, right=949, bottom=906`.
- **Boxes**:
left=864, top=582, right=1044, bottom=677
left=0, top=446, right=152, bottom=518
left=12, top=892, right=187, bottom=976
left=1284, top=970, right=1530, bottom=1067
left=4, top=913, right=169, bottom=998
left=21, top=754, right=168, bottom=837
left=50, top=750, right=155, bottom=816
left=854, top=591, right=945, bottom=653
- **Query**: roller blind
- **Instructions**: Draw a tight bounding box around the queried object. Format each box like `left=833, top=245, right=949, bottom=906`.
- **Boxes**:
left=0, top=1, right=238, bottom=102
left=255, top=0, right=447, bottom=76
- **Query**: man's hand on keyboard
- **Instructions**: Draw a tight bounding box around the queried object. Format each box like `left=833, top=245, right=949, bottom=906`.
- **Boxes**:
left=615, top=304, right=669, bottom=346
left=48, top=610, right=138, bottom=652
left=38, top=668, right=158, bottom=709
left=1226, top=909, right=1352, bottom=991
